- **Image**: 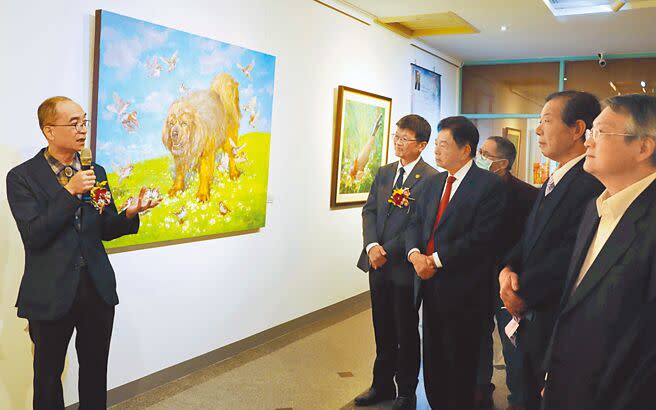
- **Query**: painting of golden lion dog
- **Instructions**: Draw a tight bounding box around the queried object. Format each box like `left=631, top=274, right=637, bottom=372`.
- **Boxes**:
left=163, top=73, right=241, bottom=202
left=91, top=10, right=276, bottom=250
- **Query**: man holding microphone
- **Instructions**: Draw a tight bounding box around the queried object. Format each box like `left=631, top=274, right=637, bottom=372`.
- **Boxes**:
left=6, top=96, right=160, bottom=409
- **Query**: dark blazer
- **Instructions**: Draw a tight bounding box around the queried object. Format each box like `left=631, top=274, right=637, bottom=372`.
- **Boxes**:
left=543, top=179, right=656, bottom=410
left=503, top=159, right=603, bottom=357
left=358, top=158, right=437, bottom=286
left=497, top=174, right=538, bottom=260
left=6, top=148, right=139, bottom=321
left=406, top=163, right=507, bottom=312
left=591, top=297, right=656, bottom=410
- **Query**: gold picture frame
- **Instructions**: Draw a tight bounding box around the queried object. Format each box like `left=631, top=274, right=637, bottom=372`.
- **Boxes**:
left=502, top=127, right=522, bottom=176
left=330, top=86, right=392, bottom=208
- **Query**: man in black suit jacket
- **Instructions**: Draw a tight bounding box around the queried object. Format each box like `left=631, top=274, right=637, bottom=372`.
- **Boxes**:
left=6, top=97, right=160, bottom=409
left=542, top=94, right=656, bottom=410
left=406, top=116, right=506, bottom=410
left=499, top=91, right=604, bottom=410
left=475, top=136, right=538, bottom=410
left=355, top=114, right=437, bottom=410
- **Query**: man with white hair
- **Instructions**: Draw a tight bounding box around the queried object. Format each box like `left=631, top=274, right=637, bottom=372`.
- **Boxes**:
left=542, top=94, right=656, bottom=410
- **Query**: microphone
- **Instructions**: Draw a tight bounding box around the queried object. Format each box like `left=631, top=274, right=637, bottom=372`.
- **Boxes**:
left=80, top=148, right=93, bottom=201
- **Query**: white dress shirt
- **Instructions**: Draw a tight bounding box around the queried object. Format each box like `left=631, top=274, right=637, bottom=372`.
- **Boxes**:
left=365, top=157, right=422, bottom=254
left=547, top=153, right=586, bottom=192
left=572, top=171, right=656, bottom=292
left=408, top=159, right=474, bottom=268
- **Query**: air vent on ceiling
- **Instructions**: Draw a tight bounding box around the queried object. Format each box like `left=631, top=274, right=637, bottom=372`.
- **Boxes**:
left=375, top=12, right=478, bottom=38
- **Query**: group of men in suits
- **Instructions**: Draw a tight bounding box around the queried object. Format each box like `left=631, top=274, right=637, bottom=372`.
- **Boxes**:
left=358, top=92, right=656, bottom=410
left=6, top=96, right=160, bottom=409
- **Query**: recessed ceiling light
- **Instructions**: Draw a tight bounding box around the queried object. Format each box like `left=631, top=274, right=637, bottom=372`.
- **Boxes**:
left=501, top=26, right=508, bottom=31
left=641, top=80, right=647, bottom=87
left=564, top=77, right=568, bottom=81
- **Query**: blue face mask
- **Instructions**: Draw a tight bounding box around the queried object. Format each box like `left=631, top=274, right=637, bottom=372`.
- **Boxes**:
left=475, top=154, right=493, bottom=171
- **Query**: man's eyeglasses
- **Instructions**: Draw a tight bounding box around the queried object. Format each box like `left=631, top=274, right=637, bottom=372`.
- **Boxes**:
left=393, top=134, right=418, bottom=143
left=477, top=148, right=503, bottom=160
left=47, top=120, right=90, bottom=132
left=585, top=129, right=634, bottom=142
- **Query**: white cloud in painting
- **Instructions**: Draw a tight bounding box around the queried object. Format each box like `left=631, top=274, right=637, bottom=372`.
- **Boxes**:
left=241, top=84, right=254, bottom=98
left=192, top=37, right=218, bottom=52
left=137, top=90, right=175, bottom=113
left=199, top=45, right=245, bottom=74
left=101, top=25, right=169, bottom=78
left=136, top=23, right=169, bottom=49
left=101, top=109, right=114, bottom=121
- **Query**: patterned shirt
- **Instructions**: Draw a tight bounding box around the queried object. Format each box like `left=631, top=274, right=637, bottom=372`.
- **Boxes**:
left=43, top=148, right=81, bottom=187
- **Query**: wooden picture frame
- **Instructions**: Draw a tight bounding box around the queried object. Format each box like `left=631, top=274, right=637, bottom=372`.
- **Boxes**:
left=330, top=86, right=392, bottom=208
left=503, top=127, right=522, bottom=176
left=90, top=9, right=277, bottom=250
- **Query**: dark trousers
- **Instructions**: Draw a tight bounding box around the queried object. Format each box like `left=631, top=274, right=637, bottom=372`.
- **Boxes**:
left=422, top=290, right=483, bottom=410
left=28, top=267, right=115, bottom=410
left=369, top=273, right=420, bottom=396
left=476, top=303, right=525, bottom=406
left=522, top=348, right=544, bottom=410
left=517, top=318, right=551, bottom=410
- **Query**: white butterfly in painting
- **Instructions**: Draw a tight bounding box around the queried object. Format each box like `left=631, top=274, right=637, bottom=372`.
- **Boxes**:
left=237, top=60, right=255, bottom=80
left=146, top=56, right=162, bottom=78
left=106, top=92, right=130, bottom=121
left=160, top=51, right=178, bottom=72
left=173, top=206, right=187, bottom=224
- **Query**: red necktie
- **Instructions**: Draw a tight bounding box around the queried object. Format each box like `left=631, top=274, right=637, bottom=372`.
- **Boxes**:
left=426, top=175, right=456, bottom=255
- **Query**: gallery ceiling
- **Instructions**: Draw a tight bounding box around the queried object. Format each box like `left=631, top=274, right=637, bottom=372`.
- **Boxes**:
left=338, top=0, right=656, bottom=62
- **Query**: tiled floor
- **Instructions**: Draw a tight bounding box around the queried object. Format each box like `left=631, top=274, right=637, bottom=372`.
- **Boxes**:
left=111, top=309, right=509, bottom=410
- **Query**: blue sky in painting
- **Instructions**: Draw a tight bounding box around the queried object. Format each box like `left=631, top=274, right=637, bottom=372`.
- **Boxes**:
left=95, top=10, right=276, bottom=166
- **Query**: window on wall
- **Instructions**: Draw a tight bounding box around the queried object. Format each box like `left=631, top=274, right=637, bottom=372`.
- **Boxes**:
left=461, top=63, right=560, bottom=114
left=564, top=58, right=656, bottom=100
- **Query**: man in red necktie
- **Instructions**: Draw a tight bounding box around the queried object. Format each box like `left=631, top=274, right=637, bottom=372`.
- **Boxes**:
left=406, top=116, right=507, bottom=410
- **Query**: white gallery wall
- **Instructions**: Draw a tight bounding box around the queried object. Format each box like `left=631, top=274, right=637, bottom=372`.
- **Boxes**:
left=0, top=0, right=459, bottom=406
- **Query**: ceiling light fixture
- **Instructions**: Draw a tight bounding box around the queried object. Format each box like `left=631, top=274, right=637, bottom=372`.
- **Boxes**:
left=501, top=25, right=508, bottom=31
left=641, top=80, right=647, bottom=87
left=609, top=81, right=618, bottom=92
left=611, top=0, right=626, bottom=12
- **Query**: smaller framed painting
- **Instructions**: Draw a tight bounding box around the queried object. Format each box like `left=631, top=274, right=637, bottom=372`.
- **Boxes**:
left=330, top=86, right=391, bottom=208
left=503, top=127, right=522, bottom=176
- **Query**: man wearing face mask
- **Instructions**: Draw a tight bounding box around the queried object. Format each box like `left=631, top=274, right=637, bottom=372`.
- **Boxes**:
left=474, top=137, right=538, bottom=410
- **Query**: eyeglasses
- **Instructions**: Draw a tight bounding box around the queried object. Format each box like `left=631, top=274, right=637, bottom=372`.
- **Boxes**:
left=477, top=148, right=503, bottom=161
left=584, top=129, right=634, bottom=142
left=393, top=134, right=418, bottom=143
left=47, top=120, right=90, bottom=132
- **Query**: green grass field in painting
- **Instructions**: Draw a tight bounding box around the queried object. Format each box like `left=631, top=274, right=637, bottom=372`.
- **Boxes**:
left=338, top=100, right=385, bottom=195
left=104, top=132, right=270, bottom=249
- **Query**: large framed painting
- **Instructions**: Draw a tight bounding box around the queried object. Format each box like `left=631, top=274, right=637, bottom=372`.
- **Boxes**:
left=503, top=127, right=522, bottom=176
left=91, top=10, right=276, bottom=250
left=330, top=86, right=391, bottom=208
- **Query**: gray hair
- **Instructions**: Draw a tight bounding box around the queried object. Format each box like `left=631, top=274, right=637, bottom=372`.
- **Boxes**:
left=487, top=136, right=516, bottom=172
left=604, top=94, right=656, bottom=165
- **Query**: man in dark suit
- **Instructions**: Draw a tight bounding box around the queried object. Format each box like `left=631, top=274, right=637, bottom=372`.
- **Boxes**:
left=355, top=114, right=437, bottom=410
left=475, top=136, right=538, bottom=410
left=542, top=94, right=656, bottom=410
left=498, top=91, right=604, bottom=410
left=406, top=116, right=506, bottom=410
left=6, top=96, right=160, bottom=410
